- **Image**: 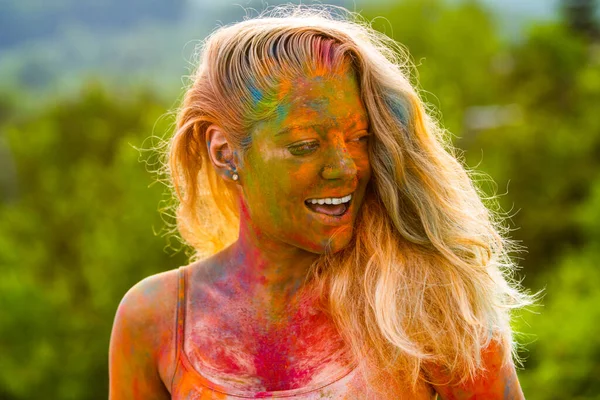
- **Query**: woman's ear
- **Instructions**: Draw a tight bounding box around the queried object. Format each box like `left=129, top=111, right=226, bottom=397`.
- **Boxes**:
left=205, top=124, right=239, bottom=182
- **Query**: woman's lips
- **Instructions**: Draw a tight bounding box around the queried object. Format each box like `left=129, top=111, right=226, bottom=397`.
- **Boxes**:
left=304, top=200, right=350, bottom=216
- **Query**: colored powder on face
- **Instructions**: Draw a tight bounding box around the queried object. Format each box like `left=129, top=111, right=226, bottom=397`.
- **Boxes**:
left=233, top=61, right=370, bottom=257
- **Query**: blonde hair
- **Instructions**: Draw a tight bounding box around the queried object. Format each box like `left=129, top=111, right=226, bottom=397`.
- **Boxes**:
left=164, top=4, right=532, bottom=394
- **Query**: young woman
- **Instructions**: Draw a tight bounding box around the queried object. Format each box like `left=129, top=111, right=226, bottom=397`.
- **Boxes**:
left=109, top=5, right=532, bottom=399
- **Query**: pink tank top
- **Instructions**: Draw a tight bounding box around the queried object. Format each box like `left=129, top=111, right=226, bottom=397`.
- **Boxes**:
left=170, top=267, right=438, bottom=399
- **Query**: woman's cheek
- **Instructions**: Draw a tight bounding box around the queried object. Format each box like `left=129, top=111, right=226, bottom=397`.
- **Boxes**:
left=292, top=160, right=316, bottom=180
left=353, top=154, right=371, bottom=182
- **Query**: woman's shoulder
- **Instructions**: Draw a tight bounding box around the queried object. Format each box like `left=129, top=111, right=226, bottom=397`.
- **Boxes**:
left=116, top=268, right=181, bottom=326
left=110, top=267, right=184, bottom=391
left=116, top=257, right=220, bottom=323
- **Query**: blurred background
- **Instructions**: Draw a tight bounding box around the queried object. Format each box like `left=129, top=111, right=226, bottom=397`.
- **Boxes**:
left=0, top=0, right=599, bottom=398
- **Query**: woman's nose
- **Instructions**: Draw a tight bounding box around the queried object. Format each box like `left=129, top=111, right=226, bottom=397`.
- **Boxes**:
left=320, top=142, right=357, bottom=180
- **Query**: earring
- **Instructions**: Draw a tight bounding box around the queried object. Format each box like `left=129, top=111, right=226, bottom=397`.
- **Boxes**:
left=232, top=172, right=239, bottom=181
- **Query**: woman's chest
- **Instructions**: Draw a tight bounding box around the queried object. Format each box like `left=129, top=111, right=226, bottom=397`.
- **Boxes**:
left=183, top=294, right=354, bottom=392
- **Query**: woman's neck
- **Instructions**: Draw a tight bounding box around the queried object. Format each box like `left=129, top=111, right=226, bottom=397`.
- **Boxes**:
left=233, top=227, right=317, bottom=292
left=216, top=208, right=321, bottom=318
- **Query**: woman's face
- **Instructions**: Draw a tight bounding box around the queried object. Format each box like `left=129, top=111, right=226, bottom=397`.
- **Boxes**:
left=237, top=68, right=371, bottom=254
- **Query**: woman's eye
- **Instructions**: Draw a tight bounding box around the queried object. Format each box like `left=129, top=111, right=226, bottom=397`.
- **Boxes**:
left=288, top=141, right=319, bottom=156
left=349, top=133, right=371, bottom=144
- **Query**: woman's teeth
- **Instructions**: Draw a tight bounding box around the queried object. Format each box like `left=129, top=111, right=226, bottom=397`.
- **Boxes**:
left=306, top=194, right=352, bottom=205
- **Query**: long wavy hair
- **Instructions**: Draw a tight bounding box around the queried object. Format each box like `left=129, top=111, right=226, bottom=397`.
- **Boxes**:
left=163, top=4, right=532, bottom=394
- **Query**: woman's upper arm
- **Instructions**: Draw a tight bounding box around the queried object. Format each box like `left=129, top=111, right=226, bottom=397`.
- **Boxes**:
left=430, top=340, right=526, bottom=400
left=109, top=272, right=178, bottom=400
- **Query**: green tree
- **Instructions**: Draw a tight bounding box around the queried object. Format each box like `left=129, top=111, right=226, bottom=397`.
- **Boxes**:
left=0, top=83, right=186, bottom=399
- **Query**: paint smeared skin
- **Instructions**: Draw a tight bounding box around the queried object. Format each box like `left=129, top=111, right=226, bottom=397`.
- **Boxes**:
left=428, top=340, right=526, bottom=400
left=184, top=247, right=355, bottom=394
left=179, top=69, right=370, bottom=393
left=109, top=270, right=180, bottom=399
left=238, top=67, right=371, bottom=257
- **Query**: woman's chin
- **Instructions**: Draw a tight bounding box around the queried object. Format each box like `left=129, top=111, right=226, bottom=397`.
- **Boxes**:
left=301, top=231, right=354, bottom=255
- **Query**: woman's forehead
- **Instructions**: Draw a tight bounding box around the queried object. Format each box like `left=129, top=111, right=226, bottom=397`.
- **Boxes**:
left=253, top=103, right=369, bottom=142
left=276, top=72, right=365, bottom=114
left=246, top=68, right=369, bottom=141
left=274, top=65, right=356, bottom=99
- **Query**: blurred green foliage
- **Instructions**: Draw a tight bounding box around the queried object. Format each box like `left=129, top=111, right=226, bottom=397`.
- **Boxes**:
left=0, top=0, right=598, bottom=399
left=0, top=84, right=188, bottom=399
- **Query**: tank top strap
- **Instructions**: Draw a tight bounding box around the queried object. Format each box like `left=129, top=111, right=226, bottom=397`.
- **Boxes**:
left=171, top=266, right=187, bottom=392
left=175, top=266, right=187, bottom=356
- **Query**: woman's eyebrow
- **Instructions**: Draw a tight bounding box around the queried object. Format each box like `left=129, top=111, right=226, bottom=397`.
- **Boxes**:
left=275, top=124, right=322, bottom=137
left=275, top=118, right=369, bottom=137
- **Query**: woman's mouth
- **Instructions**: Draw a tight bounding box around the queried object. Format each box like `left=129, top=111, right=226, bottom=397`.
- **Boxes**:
left=304, top=193, right=352, bottom=217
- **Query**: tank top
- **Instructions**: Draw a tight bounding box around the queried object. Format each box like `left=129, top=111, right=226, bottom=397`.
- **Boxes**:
left=169, top=266, right=438, bottom=399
